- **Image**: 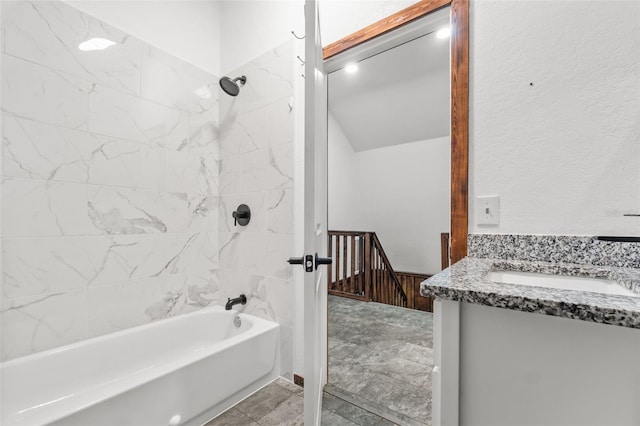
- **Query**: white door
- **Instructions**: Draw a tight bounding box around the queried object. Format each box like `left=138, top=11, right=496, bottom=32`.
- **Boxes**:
left=303, top=0, right=328, bottom=424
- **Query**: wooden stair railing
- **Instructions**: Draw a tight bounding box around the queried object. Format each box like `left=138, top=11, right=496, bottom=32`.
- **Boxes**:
left=328, top=230, right=408, bottom=308
left=370, top=233, right=408, bottom=308
left=328, top=231, right=368, bottom=301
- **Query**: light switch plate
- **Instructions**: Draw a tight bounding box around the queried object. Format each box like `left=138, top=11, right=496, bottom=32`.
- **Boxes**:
left=477, top=196, right=500, bottom=226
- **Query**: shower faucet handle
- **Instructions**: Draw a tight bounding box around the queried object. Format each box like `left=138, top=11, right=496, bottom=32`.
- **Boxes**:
left=232, top=204, right=251, bottom=227
left=232, top=211, right=248, bottom=226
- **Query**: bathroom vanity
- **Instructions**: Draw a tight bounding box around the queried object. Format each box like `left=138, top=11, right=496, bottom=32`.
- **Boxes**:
left=421, top=235, right=640, bottom=426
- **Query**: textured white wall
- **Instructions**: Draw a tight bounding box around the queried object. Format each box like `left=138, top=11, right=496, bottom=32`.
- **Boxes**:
left=64, top=0, right=222, bottom=75
left=469, top=0, right=640, bottom=236
left=328, top=113, right=371, bottom=232
left=329, top=116, right=450, bottom=275
left=356, top=137, right=450, bottom=274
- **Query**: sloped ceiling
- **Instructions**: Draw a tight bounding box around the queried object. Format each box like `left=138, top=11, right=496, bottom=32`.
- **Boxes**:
left=328, top=30, right=450, bottom=152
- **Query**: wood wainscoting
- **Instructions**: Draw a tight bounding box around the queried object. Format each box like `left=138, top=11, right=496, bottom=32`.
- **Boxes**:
left=396, top=271, right=434, bottom=312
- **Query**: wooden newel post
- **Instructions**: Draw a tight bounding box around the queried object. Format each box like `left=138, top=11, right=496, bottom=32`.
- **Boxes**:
left=364, top=232, right=371, bottom=301
left=441, top=232, right=450, bottom=270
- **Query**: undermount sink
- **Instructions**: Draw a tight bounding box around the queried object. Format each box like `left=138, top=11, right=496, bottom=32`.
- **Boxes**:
left=487, top=270, right=638, bottom=297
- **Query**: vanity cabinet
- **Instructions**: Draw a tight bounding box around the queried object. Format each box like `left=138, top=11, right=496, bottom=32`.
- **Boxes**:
left=432, top=300, right=640, bottom=426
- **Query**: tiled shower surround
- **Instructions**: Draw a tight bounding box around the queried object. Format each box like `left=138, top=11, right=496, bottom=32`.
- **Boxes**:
left=217, top=41, right=297, bottom=378
left=0, top=0, right=297, bottom=378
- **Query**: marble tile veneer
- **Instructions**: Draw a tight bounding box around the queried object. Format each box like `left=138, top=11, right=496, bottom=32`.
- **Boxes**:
left=0, top=0, right=299, bottom=384
left=216, top=39, right=298, bottom=379
left=0, top=0, right=220, bottom=361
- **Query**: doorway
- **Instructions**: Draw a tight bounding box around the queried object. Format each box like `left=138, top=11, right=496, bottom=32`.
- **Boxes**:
left=324, top=6, right=451, bottom=425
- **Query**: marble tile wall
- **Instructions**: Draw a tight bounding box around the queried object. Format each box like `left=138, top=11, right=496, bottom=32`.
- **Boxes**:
left=0, top=1, right=221, bottom=361
left=217, top=40, right=297, bottom=379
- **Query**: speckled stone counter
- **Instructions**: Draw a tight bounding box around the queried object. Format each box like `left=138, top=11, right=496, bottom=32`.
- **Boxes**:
left=467, top=234, right=640, bottom=268
left=420, top=234, right=640, bottom=329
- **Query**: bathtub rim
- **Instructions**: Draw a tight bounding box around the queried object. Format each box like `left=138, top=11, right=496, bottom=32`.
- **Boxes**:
left=1, top=305, right=267, bottom=368
left=1, top=306, right=280, bottom=426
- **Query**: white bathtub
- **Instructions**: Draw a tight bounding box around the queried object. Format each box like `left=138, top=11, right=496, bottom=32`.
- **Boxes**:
left=0, top=306, right=280, bottom=426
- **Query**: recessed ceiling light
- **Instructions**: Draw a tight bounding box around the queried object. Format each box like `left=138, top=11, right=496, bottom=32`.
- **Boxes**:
left=78, top=38, right=116, bottom=51
left=436, top=27, right=451, bottom=39
left=345, top=63, right=358, bottom=73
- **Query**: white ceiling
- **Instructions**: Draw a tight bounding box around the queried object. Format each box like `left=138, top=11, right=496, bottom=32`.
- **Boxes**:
left=328, top=30, right=450, bottom=152
left=319, top=0, right=417, bottom=46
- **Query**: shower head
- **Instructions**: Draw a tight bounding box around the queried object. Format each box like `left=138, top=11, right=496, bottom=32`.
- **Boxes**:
left=219, top=75, right=247, bottom=97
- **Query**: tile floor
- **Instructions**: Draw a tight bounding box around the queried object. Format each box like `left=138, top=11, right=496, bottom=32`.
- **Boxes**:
left=204, top=378, right=392, bottom=426
left=204, top=378, right=303, bottom=426
left=327, top=295, right=434, bottom=426
left=205, top=296, right=433, bottom=426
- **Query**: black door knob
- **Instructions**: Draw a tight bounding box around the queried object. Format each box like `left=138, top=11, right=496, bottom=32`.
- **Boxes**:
left=315, top=253, right=332, bottom=270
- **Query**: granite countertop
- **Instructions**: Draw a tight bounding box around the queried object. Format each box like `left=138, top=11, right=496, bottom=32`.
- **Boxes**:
left=420, top=257, right=640, bottom=329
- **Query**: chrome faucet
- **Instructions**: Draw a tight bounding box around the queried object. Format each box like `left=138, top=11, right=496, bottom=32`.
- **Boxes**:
left=225, top=294, right=247, bottom=310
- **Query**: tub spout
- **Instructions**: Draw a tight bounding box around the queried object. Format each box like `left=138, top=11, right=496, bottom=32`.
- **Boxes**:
left=225, top=294, right=247, bottom=310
